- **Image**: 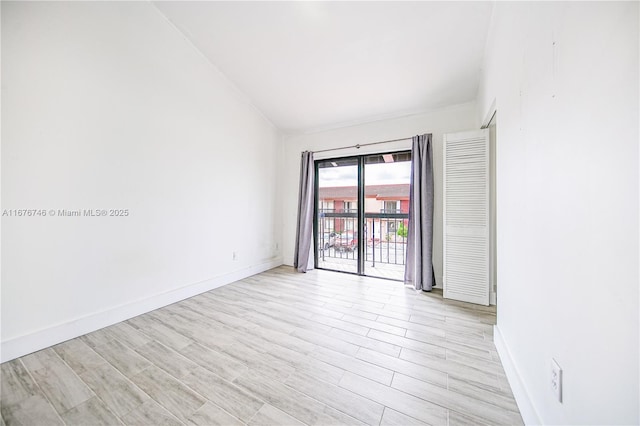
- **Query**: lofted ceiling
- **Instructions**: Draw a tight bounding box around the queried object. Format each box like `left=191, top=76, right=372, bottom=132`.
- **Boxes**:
left=153, top=1, right=494, bottom=133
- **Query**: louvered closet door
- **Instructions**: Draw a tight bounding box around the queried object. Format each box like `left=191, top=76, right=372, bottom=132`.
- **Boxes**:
left=443, top=129, right=490, bottom=305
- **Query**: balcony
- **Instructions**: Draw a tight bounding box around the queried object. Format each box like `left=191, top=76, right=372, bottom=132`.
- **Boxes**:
left=317, top=209, right=408, bottom=281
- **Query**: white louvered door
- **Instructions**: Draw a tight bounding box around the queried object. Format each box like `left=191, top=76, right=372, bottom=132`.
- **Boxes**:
left=443, top=129, right=490, bottom=305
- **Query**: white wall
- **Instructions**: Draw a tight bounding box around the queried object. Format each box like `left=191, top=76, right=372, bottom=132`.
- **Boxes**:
left=478, top=2, right=639, bottom=424
left=282, top=103, right=479, bottom=286
left=1, top=1, right=283, bottom=361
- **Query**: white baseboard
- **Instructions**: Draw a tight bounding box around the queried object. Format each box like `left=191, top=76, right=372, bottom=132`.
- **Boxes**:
left=493, top=325, right=542, bottom=425
left=1, top=257, right=283, bottom=363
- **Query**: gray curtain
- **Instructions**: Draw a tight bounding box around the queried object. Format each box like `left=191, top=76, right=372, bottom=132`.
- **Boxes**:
left=294, top=151, right=314, bottom=272
left=404, top=134, right=436, bottom=291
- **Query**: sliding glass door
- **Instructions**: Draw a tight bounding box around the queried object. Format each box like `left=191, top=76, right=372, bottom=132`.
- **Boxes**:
left=316, top=157, right=359, bottom=274
left=315, top=151, right=411, bottom=281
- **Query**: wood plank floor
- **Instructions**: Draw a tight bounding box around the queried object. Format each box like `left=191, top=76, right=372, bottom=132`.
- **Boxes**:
left=1, top=266, right=523, bottom=425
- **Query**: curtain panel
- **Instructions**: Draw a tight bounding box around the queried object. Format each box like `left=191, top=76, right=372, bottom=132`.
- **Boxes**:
left=294, top=151, right=314, bottom=272
left=404, top=134, right=436, bottom=291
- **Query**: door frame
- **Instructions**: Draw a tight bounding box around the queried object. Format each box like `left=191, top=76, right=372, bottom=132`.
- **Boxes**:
left=482, top=104, right=497, bottom=306
left=313, top=150, right=411, bottom=279
left=313, top=154, right=364, bottom=275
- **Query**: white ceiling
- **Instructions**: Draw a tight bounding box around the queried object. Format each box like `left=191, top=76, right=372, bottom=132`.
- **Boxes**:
left=154, top=1, right=494, bottom=133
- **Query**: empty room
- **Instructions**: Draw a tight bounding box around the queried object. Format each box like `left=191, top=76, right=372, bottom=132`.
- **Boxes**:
left=1, top=1, right=638, bottom=425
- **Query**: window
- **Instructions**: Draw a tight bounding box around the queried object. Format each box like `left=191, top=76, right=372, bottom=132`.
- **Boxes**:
left=383, top=201, right=399, bottom=213
left=321, top=200, right=334, bottom=212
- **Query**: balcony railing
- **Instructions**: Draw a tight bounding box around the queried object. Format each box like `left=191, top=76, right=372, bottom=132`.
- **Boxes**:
left=317, top=209, right=409, bottom=269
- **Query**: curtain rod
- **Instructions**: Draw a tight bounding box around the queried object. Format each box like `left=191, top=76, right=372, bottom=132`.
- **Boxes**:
left=311, top=136, right=413, bottom=154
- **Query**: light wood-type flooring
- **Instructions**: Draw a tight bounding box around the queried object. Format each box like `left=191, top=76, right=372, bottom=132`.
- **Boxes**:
left=1, top=266, right=523, bottom=425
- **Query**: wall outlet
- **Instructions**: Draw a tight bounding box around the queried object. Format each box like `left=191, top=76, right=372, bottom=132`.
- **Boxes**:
left=551, top=358, right=563, bottom=402
left=232, top=251, right=237, bottom=261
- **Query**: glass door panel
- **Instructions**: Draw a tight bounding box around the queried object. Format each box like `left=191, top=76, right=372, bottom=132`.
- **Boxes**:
left=363, top=152, right=411, bottom=280
left=316, top=157, right=359, bottom=274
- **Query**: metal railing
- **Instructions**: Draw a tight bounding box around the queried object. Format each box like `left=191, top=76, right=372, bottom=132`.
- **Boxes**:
left=317, top=209, right=409, bottom=266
